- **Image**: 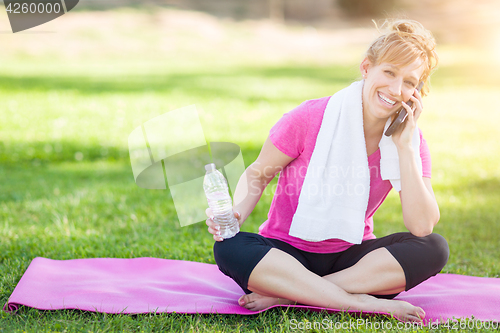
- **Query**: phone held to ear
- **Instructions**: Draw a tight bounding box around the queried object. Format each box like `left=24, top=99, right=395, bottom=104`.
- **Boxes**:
left=384, top=81, right=424, bottom=137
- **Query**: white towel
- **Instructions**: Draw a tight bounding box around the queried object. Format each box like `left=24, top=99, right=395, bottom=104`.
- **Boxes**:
left=289, top=80, right=422, bottom=244
left=289, top=80, right=369, bottom=244
left=379, top=118, right=422, bottom=192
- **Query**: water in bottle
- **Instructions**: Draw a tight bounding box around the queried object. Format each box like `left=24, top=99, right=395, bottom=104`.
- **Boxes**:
left=203, top=163, right=239, bottom=239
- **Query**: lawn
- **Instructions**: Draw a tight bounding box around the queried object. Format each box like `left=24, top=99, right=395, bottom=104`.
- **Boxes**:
left=1, top=8, right=499, bottom=332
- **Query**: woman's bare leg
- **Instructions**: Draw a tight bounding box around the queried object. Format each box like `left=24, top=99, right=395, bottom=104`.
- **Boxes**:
left=323, top=248, right=407, bottom=295
left=239, top=248, right=424, bottom=322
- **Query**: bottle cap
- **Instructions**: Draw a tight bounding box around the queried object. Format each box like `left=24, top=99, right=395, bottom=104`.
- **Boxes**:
left=205, top=163, right=216, bottom=172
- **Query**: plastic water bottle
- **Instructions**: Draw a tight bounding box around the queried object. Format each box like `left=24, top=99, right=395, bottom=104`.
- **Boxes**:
left=203, top=163, right=239, bottom=239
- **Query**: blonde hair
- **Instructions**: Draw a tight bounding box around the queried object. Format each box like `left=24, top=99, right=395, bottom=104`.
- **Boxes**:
left=365, top=19, right=438, bottom=96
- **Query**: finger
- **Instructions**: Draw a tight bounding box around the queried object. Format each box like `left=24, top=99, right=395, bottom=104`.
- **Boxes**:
left=208, top=226, right=216, bottom=236
left=206, top=218, right=220, bottom=236
left=205, top=217, right=215, bottom=227
left=401, top=102, right=416, bottom=128
left=409, top=95, right=422, bottom=110
left=401, top=101, right=413, bottom=116
left=207, top=222, right=220, bottom=233
left=412, top=89, right=423, bottom=109
left=208, top=223, right=222, bottom=240
left=234, top=211, right=241, bottom=219
left=206, top=218, right=220, bottom=230
left=413, top=88, right=423, bottom=105
left=205, top=208, right=213, bottom=218
left=408, top=96, right=422, bottom=121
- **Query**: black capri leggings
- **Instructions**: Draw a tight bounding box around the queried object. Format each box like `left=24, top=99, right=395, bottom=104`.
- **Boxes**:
left=214, top=231, right=449, bottom=298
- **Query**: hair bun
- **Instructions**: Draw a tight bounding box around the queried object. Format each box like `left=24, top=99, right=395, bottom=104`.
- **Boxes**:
left=375, top=19, right=429, bottom=37
left=392, top=20, right=416, bottom=33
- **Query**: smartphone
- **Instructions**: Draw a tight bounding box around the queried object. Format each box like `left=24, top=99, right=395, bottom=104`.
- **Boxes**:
left=384, top=81, right=424, bottom=137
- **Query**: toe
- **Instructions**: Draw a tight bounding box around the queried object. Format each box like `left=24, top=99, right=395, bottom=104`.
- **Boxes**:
left=245, top=302, right=257, bottom=311
left=407, top=314, right=424, bottom=323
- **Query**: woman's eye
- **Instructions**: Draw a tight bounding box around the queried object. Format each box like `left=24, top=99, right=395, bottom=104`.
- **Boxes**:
left=405, top=81, right=416, bottom=87
left=385, top=70, right=394, bottom=76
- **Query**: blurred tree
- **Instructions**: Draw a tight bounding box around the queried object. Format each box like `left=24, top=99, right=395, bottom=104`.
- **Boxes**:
left=337, top=0, right=397, bottom=17
left=269, top=0, right=285, bottom=22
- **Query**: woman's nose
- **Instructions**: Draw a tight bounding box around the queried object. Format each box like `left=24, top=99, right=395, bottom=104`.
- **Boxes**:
left=388, top=79, right=402, bottom=97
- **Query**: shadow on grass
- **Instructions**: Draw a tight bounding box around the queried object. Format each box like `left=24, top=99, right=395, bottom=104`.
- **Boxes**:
left=0, top=137, right=264, bottom=170
left=0, top=64, right=357, bottom=97
left=0, top=141, right=263, bottom=204
left=2, top=62, right=498, bottom=98
left=457, top=177, right=500, bottom=195
left=0, top=140, right=128, bottom=166
left=431, top=64, right=500, bottom=88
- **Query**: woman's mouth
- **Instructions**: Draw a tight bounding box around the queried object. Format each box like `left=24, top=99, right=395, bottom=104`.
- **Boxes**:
left=378, top=92, right=397, bottom=108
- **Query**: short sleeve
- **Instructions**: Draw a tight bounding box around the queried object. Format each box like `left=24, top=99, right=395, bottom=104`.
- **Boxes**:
left=419, top=129, right=432, bottom=178
left=269, top=102, right=310, bottom=159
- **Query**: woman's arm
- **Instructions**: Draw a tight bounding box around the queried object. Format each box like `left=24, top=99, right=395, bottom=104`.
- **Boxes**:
left=398, top=147, right=440, bottom=237
left=392, top=89, right=440, bottom=237
left=206, top=137, right=295, bottom=241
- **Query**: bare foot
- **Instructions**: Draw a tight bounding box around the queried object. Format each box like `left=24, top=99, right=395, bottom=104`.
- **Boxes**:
left=386, top=299, right=425, bottom=323
left=238, top=292, right=295, bottom=311
left=357, top=294, right=425, bottom=322
left=238, top=292, right=424, bottom=322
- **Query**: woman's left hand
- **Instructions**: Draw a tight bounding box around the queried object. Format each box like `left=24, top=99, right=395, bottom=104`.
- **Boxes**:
left=391, top=88, right=423, bottom=150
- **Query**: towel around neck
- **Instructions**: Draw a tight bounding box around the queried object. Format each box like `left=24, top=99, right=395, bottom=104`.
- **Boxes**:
left=289, top=80, right=422, bottom=244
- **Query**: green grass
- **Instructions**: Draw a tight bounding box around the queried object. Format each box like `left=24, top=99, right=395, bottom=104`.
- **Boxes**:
left=1, top=8, right=500, bottom=332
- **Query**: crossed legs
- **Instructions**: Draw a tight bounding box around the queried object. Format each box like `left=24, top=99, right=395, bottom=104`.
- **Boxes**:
left=323, top=247, right=406, bottom=295
left=214, top=232, right=449, bottom=323
left=240, top=247, right=423, bottom=322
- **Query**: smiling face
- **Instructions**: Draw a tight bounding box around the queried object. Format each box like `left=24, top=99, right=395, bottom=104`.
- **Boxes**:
left=360, top=57, right=425, bottom=122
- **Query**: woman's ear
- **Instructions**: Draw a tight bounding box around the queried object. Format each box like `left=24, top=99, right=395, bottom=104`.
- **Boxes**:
left=360, top=58, right=371, bottom=78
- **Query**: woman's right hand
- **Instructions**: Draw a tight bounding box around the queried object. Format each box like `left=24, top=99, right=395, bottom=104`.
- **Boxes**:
left=204, top=137, right=293, bottom=242
left=205, top=208, right=241, bottom=242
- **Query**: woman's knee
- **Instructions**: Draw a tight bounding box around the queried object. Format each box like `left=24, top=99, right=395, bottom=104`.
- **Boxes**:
left=424, top=233, right=450, bottom=271
left=212, top=232, right=272, bottom=276
left=212, top=232, right=274, bottom=293
left=213, top=233, right=242, bottom=268
left=393, top=233, right=449, bottom=290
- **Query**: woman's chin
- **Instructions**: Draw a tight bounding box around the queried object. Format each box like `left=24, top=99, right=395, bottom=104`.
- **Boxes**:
left=374, top=110, right=394, bottom=121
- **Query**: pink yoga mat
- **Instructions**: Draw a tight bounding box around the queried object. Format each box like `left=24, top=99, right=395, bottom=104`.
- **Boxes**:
left=4, top=257, right=500, bottom=325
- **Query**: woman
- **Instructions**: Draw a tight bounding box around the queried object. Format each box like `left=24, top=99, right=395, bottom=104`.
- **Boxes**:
left=205, top=19, right=449, bottom=322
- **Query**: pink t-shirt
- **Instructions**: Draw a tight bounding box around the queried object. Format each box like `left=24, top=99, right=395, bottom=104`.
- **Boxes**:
left=258, top=96, right=432, bottom=253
